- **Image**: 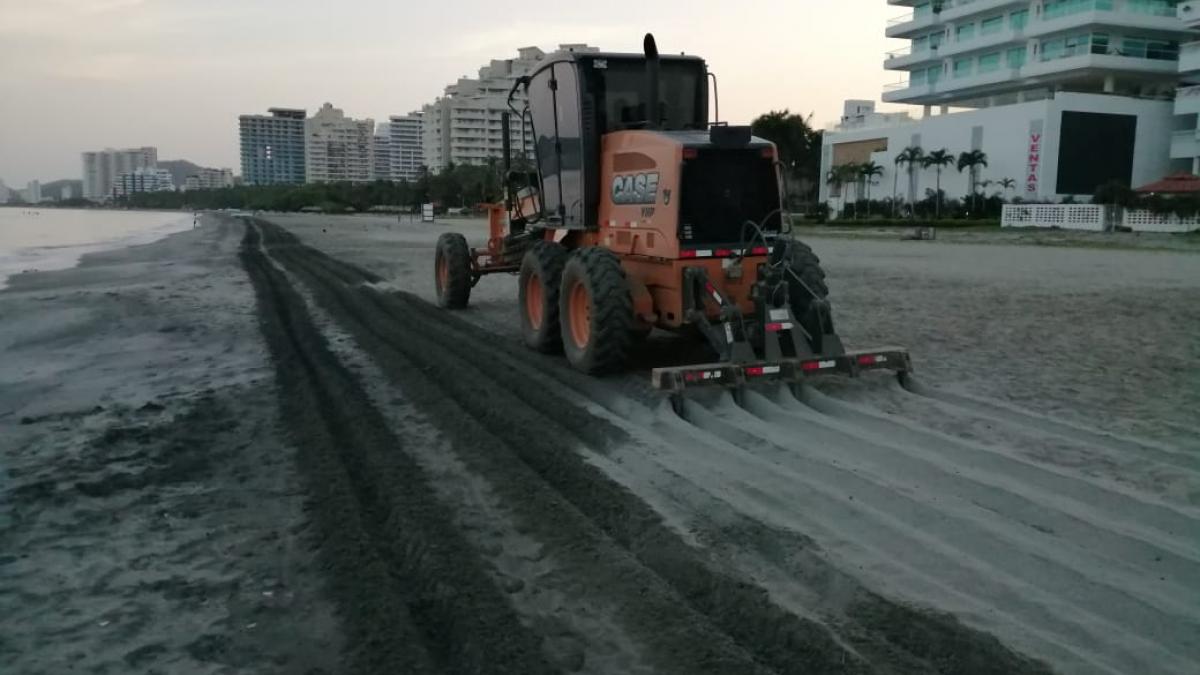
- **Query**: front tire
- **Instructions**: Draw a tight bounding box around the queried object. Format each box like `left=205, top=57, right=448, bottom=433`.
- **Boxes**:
left=435, top=233, right=472, bottom=309
left=559, top=248, right=633, bottom=375
left=777, top=240, right=836, bottom=353
left=518, top=241, right=567, bottom=353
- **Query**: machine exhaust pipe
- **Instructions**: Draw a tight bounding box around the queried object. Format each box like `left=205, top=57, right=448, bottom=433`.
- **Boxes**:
left=644, top=33, right=660, bottom=129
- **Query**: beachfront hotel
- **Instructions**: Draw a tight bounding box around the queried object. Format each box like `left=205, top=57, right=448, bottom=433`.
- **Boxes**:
left=389, top=112, right=424, bottom=182
left=304, top=103, right=375, bottom=185
left=820, top=0, right=1200, bottom=206
left=82, top=147, right=158, bottom=201
left=239, top=108, right=307, bottom=186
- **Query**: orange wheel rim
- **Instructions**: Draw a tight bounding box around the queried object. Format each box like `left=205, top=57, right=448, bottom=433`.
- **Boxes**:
left=525, top=274, right=543, bottom=329
left=436, top=256, right=448, bottom=292
left=568, top=281, right=591, bottom=350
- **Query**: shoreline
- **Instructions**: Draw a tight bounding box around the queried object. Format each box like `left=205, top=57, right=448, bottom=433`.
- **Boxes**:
left=0, top=208, right=197, bottom=291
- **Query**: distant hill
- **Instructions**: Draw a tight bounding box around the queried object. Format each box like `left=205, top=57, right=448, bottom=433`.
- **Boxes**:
left=42, top=179, right=83, bottom=200
left=158, top=160, right=205, bottom=188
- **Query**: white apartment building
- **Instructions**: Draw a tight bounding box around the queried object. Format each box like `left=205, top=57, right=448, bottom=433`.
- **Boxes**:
left=373, top=122, right=393, bottom=181
left=112, top=167, right=175, bottom=197
left=422, top=44, right=598, bottom=173
left=1171, top=0, right=1200, bottom=170
left=821, top=1, right=1193, bottom=208
left=82, top=147, right=158, bottom=200
left=389, top=112, right=424, bottom=182
left=305, top=103, right=375, bottom=184
left=24, top=180, right=43, bottom=203
left=184, top=168, right=234, bottom=191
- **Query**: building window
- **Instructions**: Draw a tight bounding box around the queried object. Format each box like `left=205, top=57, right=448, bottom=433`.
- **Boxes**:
left=978, top=52, right=1002, bottom=73
left=911, top=69, right=927, bottom=86
left=980, top=16, right=1004, bottom=36
left=1125, top=0, right=1177, bottom=16
left=1010, top=9, right=1029, bottom=30
left=954, top=57, right=974, bottom=78
left=1042, top=0, right=1115, bottom=21
left=1007, top=46, right=1028, bottom=67
left=927, top=65, right=943, bottom=84
left=956, top=23, right=975, bottom=42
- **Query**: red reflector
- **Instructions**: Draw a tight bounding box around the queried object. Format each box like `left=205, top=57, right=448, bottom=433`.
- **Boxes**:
left=680, top=249, right=697, bottom=258
left=682, top=148, right=698, bottom=159
left=714, top=248, right=733, bottom=258
left=745, top=367, right=764, bottom=377
left=801, top=361, right=822, bottom=372
left=704, top=282, right=716, bottom=294
left=750, top=246, right=769, bottom=255
left=858, top=355, right=878, bottom=366
left=761, top=147, right=775, bottom=158
left=765, top=322, right=783, bottom=332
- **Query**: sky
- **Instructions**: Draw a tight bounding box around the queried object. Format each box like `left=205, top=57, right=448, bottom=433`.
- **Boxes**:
left=0, top=0, right=906, bottom=185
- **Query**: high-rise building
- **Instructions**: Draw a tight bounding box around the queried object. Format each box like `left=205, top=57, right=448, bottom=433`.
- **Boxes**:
left=421, top=44, right=598, bottom=173
left=112, top=167, right=175, bottom=197
left=1171, top=0, right=1200, bottom=171
left=820, top=1, right=1193, bottom=207
left=82, top=147, right=158, bottom=200
left=374, top=122, right=394, bottom=181
left=184, top=168, right=235, bottom=191
left=304, top=103, right=375, bottom=184
left=25, top=180, right=42, bottom=203
left=239, top=108, right=307, bottom=186
left=389, top=112, right=424, bottom=182
left=0, top=179, right=10, bottom=203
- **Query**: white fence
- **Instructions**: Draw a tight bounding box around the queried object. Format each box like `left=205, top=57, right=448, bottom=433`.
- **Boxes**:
left=1002, top=204, right=1200, bottom=233
left=1001, top=205, right=1107, bottom=231
left=1121, top=210, right=1200, bottom=233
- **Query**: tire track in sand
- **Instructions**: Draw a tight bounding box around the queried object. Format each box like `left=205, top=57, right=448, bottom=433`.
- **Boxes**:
left=240, top=224, right=557, bottom=675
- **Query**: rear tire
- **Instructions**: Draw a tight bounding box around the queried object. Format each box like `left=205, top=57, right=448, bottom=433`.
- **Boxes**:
left=435, top=233, right=472, bottom=309
left=777, top=240, right=835, bottom=352
left=559, top=248, right=633, bottom=375
left=518, top=241, right=567, bottom=353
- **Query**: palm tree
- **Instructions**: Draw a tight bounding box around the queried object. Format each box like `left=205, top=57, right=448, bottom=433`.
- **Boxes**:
left=957, top=150, right=989, bottom=215
left=895, top=146, right=925, bottom=217
left=859, top=161, right=884, bottom=217
left=922, top=149, right=954, bottom=219
left=998, top=177, right=1017, bottom=200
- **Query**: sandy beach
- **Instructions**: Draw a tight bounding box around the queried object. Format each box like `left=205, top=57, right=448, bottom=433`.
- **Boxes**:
left=3, top=212, right=1197, bottom=674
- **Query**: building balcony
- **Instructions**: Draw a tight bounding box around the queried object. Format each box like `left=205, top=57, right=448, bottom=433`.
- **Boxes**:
left=1023, top=7, right=1192, bottom=40
left=1181, top=0, right=1200, bottom=29
left=938, top=0, right=1027, bottom=23
left=1176, top=84, right=1200, bottom=115
left=886, top=11, right=941, bottom=39
left=1180, top=41, right=1200, bottom=77
left=883, top=52, right=1180, bottom=104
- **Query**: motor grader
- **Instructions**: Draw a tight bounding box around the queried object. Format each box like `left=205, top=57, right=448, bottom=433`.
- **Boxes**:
left=434, top=35, right=910, bottom=409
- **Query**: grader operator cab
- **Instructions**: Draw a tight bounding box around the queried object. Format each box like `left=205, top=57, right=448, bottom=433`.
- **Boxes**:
left=433, top=34, right=910, bottom=409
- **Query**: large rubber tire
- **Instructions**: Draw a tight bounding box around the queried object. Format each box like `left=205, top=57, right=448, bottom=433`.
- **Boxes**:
left=518, top=241, right=567, bottom=353
left=559, top=248, right=634, bottom=375
left=778, top=240, right=835, bottom=352
left=435, top=233, right=472, bottom=309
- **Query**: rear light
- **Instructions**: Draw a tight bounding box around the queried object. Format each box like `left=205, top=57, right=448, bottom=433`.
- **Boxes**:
left=714, top=248, right=734, bottom=257
left=858, top=355, right=878, bottom=366
left=761, top=147, right=775, bottom=159
left=745, top=366, right=764, bottom=377
left=679, top=249, right=698, bottom=258
left=801, top=360, right=823, bottom=372
left=749, top=246, right=769, bottom=255
left=682, top=148, right=698, bottom=160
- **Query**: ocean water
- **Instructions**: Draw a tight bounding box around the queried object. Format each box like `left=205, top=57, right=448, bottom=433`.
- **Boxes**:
left=0, top=207, right=195, bottom=289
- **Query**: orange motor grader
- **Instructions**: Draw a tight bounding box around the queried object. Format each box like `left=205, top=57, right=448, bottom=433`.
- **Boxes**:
left=434, top=35, right=910, bottom=408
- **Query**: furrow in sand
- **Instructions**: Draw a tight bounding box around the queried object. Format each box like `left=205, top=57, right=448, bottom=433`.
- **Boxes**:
left=777, top=386, right=1200, bottom=601
left=903, top=378, right=1200, bottom=469
left=673, top=391, right=1199, bottom=674
left=239, top=224, right=558, bottom=675
left=256, top=218, right=1053, bottom=675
